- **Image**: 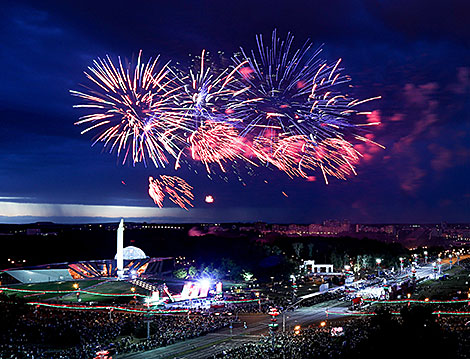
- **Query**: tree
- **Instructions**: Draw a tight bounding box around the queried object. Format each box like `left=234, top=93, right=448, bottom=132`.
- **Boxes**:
left=343, top=253, right=350, bottom=267
left=292, top=242, right=304, bottom=258
left=330, top=251, right=343, bottom=270
left=188, top=266, right=197, bottom=278
left=220, top=258, right=242, bottom=279
left=241, top=271, right=255, bottom=282
left=173, top=268, right=188, bottom=279
left=307, top=243, right=314, bottom=258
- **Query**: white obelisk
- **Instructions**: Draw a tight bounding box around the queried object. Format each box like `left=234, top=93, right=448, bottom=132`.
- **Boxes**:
left=117, top=218, right=124, bottom=279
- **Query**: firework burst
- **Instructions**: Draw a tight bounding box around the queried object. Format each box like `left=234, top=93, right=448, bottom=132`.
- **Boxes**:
left=187, top=120, right=247, bottom=173
left=175, top=50, right=248, bottom=125
left=148, top=175, right=194, bottom=210
left=228, top=30, right=381, bottom=181
left=171, top=50, right=251, bottom=172
left=71, top=51, right=184, bottom=168
left=251, top=135, right=362, bottom=182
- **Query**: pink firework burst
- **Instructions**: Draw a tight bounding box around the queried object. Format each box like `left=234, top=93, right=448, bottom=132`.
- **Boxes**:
left=148, top=175, right=194, bottom=210
left=187, top=120, right=247, bottom=173
left=252, top=135, right=361, bottom=183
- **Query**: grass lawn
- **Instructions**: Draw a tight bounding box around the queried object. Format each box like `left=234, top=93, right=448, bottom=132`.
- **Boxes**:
left=1, top=279, right=152, bottom=303
left=59, top=280, right=149, bottom=303
left=1, top=279, right=104, bottom=300
left=415, top=265, right=470, bottom=300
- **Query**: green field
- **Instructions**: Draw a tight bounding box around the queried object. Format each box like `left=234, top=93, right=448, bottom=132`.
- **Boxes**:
left=1, top=279, right=151, bottom=303
left=415, top=265, right=470, bottom=300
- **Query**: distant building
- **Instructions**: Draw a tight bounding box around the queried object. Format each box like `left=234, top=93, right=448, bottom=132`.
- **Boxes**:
left=355, top=224, right=395, bottom=235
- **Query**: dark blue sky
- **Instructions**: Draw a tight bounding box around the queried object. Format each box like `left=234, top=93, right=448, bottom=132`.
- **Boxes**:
left=0, top=0, right=469, bottom=223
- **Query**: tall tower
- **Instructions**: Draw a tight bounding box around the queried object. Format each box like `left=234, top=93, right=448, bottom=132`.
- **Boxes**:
left=117, top=218, right=124, bottom=279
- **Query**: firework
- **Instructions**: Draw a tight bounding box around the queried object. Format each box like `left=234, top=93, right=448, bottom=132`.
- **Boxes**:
left=72, top=33, right=381, bottom=187
left=205, top=195, right=214, bottom=203
left=174, top=50, right=248, bottom=125
left=71, top=51, right=184, bottom=168
left=231, top=30, right=380, bottom=140
left=171, top=50, right=251, bottom=172
left=252, top=135, right=361, bottom=183
left=148, top=176, right=165, bottom=208
left=187, top=120, right=248, bottom=173
left=148, top=175, right=194, bottom=210
left=228, top=30, right=381, bottom=181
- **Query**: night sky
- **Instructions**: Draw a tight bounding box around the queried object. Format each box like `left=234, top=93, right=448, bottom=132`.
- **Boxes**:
left=1, top=0, right=469, bottom=224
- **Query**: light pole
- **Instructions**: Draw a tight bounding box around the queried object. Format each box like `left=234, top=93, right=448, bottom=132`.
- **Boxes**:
left=399, top=257, right=404, bottom=274
left=255, top=292, right=261, bottom=312
left=449, top=254, right=453, bottom=270
left=131, top=286, right=136, bottom=304
left=438, top=257, right=442, bottom=275
left=375, top=258, right=382, bottom=277
left=73, top=283, right=80, bottom=302
left=424, top=251, right=428, bottom=264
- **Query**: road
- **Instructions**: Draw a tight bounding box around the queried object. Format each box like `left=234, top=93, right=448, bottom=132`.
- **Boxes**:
left=116, top=300, right=347, bottom=359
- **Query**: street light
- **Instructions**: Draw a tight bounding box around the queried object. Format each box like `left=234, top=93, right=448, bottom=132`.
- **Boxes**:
left=73, top=283, right=80, bottom=302
left=375, top=258, right=382, bottom=277
left=449, top=254, right=453, bottom=269
left=294, top=325, right=301, bottom=335
left=424, top=251, right=428, bottom=264
left=399, top=257, right=404, bottom=273
left=432, top=262, right=437, bottom=279
left=255, top=291, right=261, bottom=312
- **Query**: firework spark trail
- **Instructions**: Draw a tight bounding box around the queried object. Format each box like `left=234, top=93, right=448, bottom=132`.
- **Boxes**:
left=148, top=175, right=194, bottom=210
left=71, top=51, right=185, bottom=168
left=188, top=120, right=248, bottom=173
left=252, top=135, right=361, bottom=182
left=148, top=176, right=165, bottom=208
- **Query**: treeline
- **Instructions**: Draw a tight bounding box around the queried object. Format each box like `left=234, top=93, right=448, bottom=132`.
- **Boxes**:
left=2, top=227, right=408, bottom=281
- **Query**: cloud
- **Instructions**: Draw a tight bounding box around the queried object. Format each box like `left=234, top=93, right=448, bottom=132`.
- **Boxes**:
left=400, top=167, right=426, bottom=193
left=428, top=144, right=453, bottom=172
left=0, top=201, right=189, bottom=219
left=449, top=67, right=470, bottom=94
left=389, top=113, right=404, bottom=122
left=404, top=82, right=438, bottom=107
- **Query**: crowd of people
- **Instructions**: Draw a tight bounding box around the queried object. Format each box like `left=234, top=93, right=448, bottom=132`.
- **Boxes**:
left=0, top=295, right=230, bottom=358
left=210, top=305, right=470, bottom=359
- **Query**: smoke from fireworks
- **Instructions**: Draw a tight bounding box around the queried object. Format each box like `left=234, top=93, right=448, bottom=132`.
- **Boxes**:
left=148, top=176, right=194, bottom=210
